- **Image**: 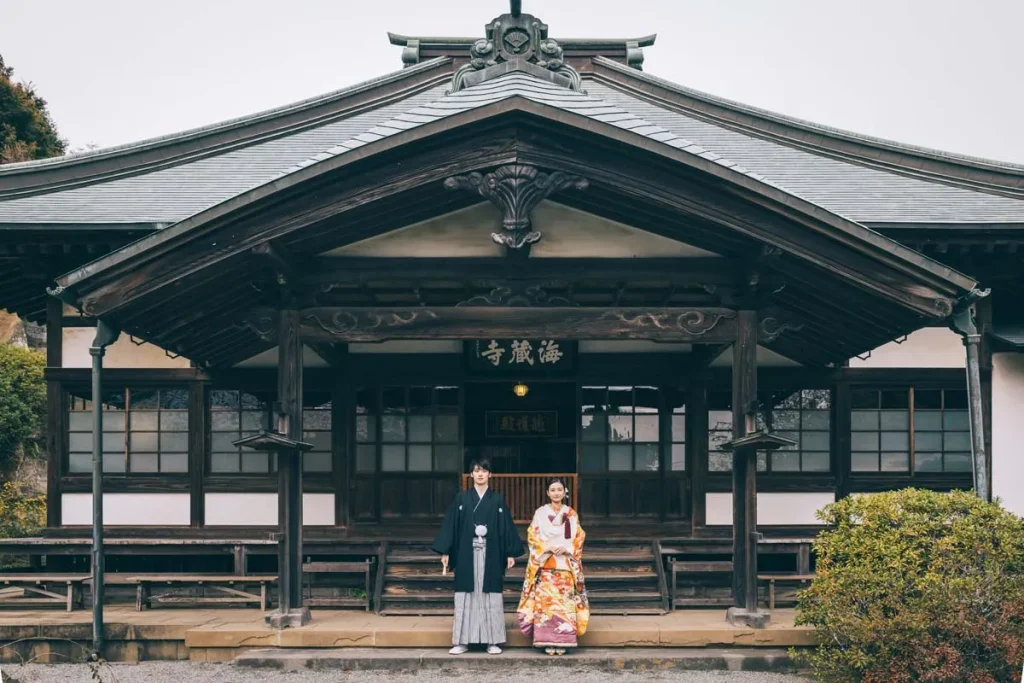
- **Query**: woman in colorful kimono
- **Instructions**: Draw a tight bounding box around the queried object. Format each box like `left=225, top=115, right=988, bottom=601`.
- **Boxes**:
left=516, top=477, right=590, bottom=655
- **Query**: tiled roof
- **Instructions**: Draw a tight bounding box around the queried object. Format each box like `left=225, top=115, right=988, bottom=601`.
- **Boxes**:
left=585, top=81, right=1024, bottom=223
left=2, top=68, right=1023, bottom=226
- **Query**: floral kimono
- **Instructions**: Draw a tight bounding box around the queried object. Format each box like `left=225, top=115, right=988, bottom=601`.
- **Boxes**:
left=516, top=504, right=590, bottom=648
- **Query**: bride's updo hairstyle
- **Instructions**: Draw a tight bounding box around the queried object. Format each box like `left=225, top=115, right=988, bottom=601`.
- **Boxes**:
left=546, top=476, right=570, bottom=504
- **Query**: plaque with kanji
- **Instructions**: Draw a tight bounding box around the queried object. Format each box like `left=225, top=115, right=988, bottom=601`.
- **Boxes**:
left=486, top=411, right=558, bottom=438
left=465, top=339, right=575, bottom=375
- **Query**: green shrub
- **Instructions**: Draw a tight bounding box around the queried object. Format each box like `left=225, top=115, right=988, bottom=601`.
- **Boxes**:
left=0, top=481, right=45, bottom=539
left=796, top=488, right=1024, bottom=683
left=0, top=343, right=46, bottom=471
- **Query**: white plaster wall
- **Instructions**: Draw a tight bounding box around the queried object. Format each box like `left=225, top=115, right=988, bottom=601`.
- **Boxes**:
left=62, top=328, right=192, bottom=369
left=203, top=493, right=335, bottom=526
left=303, top=493, right=336, bottom=526
left=705, top=492, right=835, bottom=526
left=323, top=200, right=719, bottom=259
left=992, top=352, right=1024, bottom=518
left=233, top=345, right=330, bottom=368
left=61, top=493, right=190, bottom=526
left=709, top=345, right=801, bottom=368
left=848, top=327, right=964, bottom=369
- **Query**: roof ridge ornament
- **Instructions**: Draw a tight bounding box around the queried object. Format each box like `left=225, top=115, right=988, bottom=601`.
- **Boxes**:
left=448, top=2, right=584, bottom=94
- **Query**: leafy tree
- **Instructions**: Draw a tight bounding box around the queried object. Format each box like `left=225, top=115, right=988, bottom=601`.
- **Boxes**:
left=796, top=488, right=1024, bottom=683
left=0, top=54, right=65, bottom=164
left=0, top=344, right=46, bottom=473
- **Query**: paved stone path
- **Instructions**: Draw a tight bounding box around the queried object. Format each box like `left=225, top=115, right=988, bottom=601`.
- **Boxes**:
left=2, top=661, right=812, bottom=683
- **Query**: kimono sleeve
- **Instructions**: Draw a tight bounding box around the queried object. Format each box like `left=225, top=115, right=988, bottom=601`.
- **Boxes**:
left=499, top=495, right=525, bottom=558
left=430, top=493, right=461, bottom=555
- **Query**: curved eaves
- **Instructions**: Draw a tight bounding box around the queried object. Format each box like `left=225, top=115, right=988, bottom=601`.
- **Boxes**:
left=56, top=93, right=978, bottom=314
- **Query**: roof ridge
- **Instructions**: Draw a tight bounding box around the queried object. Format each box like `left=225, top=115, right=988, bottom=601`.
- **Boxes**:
left=0, top=57, right=452, bottom=178
left=594, top=57, right=1024, bottom=174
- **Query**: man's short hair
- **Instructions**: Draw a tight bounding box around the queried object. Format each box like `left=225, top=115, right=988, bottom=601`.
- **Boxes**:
left=469, top=459, right=491, bottom=473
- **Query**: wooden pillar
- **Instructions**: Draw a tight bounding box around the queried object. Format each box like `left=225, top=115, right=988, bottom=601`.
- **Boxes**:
left=731, top=310, right=758, bottom=613
left=833, top=381, right=852, bottom=500
left=688, top=373, right=709, bottom=530
left=330, top=344, right=350, bottom=528
left=188, top=380, right=206, bottom=527
left=45, top=297, right=64, bottom=529
left=268, top=309, right=311, bottom=628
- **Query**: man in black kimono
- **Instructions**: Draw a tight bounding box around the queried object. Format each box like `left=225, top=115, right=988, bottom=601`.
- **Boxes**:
left=432, top=459, right=524, bottom=655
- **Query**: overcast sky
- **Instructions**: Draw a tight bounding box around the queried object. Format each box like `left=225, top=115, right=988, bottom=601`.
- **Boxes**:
left=1, top=0, right=1022, bottom=163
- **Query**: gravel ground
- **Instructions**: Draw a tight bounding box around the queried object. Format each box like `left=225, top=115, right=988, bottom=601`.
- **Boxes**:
left=2, top=662, right=811, bottom=683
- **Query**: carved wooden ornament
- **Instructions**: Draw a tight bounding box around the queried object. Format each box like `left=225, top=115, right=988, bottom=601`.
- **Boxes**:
left=443, top=164, right=589, bottom=251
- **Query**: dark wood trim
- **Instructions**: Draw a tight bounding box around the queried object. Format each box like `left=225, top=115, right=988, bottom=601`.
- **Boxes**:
left=61, top=317, right=99, bottom=328
left=847, top=475, right=973, bottom=492
left=45, top=296, right=63, bottom=528
left=199, top=477, right=337, bottom=493
left=46, top=298, right=63, bottom=367
left=302, top=257, right=745, bottom=287
left=837, top=367, right=975, bottom=385
left=704, top=475, right=837, bottom=493
left=60, top=476, right=192, bottom=493
left=249, top=306, right=742, bottom=343
left=188, top=380, right=206, bottom=527
left=45, top=368, right=207, bottom=383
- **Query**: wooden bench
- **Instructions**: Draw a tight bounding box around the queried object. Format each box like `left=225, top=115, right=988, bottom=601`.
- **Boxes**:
left=758, top=573, right=815, bottom=609
left=0, top=574, right=89, bottom=612
left=303, top=560, right=373, bottom=610
left=668, top=559, right=733, bottom=609
left=123, top=574, right=277, bottom=611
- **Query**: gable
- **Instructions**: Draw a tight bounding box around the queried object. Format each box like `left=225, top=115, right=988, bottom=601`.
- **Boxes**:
left=323, top=200, right=721, bottom=258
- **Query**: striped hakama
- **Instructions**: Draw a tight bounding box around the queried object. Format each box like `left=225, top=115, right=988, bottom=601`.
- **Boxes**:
left=452, top=537, right=506, bottom=645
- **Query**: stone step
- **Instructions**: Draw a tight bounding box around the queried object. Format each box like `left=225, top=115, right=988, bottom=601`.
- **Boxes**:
left=233, top=647, right=802, bottom=672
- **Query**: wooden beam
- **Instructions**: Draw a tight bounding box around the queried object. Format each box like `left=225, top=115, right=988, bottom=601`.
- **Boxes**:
left=246, top=307, right=741, bottom=343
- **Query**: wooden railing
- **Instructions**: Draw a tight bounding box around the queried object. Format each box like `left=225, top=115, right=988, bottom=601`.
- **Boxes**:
left=461, top=473, right=579, bottom=523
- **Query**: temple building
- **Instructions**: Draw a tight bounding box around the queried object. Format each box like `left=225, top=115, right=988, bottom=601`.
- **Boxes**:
left=0, top=1, right=1021, bottom=623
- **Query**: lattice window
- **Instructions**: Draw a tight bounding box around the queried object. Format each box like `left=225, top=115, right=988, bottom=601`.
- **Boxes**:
left=581, top=386, right=660, bottom=472
left=852, top=387, right=969, bottom=473
left=355, top=386, right=461, bottom=473
left=68, top=388, right=189, bottom=474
